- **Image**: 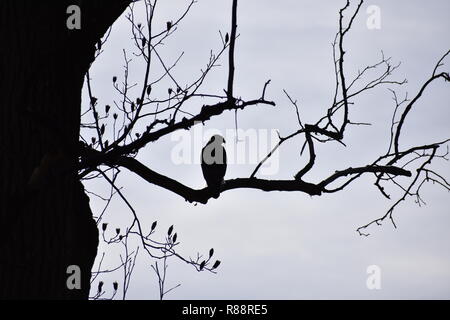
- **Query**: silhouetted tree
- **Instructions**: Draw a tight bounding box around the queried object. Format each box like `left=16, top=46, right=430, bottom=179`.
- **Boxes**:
left=0, top=0, right=130, bottom=299
left=0, top=0, right=448, bottom=299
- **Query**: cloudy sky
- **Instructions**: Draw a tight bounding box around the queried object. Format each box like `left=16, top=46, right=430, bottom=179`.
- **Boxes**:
left=82, top=0, right=450, bottom=299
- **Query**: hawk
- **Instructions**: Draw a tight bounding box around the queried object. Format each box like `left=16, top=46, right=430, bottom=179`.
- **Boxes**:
left=201, top=135, right=227, bottom=198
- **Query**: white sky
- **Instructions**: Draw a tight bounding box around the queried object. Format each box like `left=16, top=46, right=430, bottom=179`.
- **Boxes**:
left=82, top=0, right=450, bottom=299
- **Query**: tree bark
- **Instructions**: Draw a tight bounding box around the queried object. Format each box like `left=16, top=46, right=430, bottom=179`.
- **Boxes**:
left=0, top=0, right=129, bottom=299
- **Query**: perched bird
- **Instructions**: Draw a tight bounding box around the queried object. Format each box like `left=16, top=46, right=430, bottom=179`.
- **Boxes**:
left=201, top=135, right=227, bottom=198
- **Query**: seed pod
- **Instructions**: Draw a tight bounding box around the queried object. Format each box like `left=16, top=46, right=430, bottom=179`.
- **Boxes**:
left=172, top=233, right=177, bottom=243
left=113, top=76, right=117, bottom=83
left=116, top=228, right=120, bottom=235
left=209, top=248, right=214, bottom=258
left=97, top=281, right=104, bottom=293
left=102, top=223, right=107, bottom=231
left=225, top=33, right=229, bottom=44
left=151, top=221, right=157, bottom=231
left=113, top=113, right=118, bottom=120
left=146, top=85, right=152, bottom=96
left=113, top=282, right=118, bottom=291
left=166, top=21, right=172, bottom=31
left=199, top=261, right=206, bottom=271
left=105, top=105, right=110, bottom=114
left=167, top=225, right=173, bottom=236
left=212, top=260, right=221, bottom=269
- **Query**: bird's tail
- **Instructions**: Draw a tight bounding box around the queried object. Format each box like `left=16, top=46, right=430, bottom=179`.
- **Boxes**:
left=210, top=182, right=222, bottom=199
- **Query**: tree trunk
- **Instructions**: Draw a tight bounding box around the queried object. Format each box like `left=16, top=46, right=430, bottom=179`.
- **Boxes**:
left=0, top=1, right=129, bottom=299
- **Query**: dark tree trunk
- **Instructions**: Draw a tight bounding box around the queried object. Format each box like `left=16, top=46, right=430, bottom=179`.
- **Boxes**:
left=0, top=1, right=129, bottom=299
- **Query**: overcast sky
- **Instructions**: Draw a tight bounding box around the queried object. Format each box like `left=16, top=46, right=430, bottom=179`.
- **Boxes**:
left=82, top=0, right=450, bottom=299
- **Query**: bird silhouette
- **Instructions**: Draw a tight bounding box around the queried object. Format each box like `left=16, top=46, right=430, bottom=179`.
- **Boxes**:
left=201, top=135, right=227, bottom=198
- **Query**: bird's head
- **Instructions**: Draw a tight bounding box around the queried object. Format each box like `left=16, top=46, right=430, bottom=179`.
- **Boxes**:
left=209, top=134, right=226, bottom=145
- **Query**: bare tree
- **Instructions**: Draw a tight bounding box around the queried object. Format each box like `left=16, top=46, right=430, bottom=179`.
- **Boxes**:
left=1, top=0, right=447, bottom=299
left=81, top=0, right=449, bottom=298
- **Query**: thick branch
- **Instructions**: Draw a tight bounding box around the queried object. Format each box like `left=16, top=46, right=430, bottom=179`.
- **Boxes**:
left=113, top=156, right=322, bottom=204
left=105, top=98, right=275, bottom=161
left=319, top=165, right=412, bottom=189
left=107, top=157, right=415, bottom=206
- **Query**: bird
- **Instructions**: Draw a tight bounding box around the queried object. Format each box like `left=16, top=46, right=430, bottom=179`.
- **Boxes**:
left=201, top=135, right=227, bottom=198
